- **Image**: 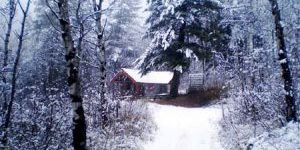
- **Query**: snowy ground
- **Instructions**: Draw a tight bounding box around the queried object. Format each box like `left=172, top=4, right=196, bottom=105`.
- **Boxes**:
left=144, top=103, right=223, bottom=150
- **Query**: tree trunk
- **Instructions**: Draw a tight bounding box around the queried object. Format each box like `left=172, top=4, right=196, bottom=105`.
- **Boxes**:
left=56, top=0, right=87, bottom=149
left=1, top=0, right=30, bottom=148
left=92, top=0, right=108, bottom=129
left=2, top=0, right=15, bottom=84
left=202, top=58, right=205, bottom=85
left=169, top=21, right=185, bottom=98
left=1, top=0, right=16, bottom=123
left=269, top=0, right=297, bottom=122
left=170, top=70, right=180, bottom=98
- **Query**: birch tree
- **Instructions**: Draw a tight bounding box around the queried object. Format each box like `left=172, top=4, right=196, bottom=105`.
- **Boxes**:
left=1, top=0, right=16, bottom=126
left=269, top=0, right=297, bottom=122
left=92, top=0, right=108, bottom=128
left=1, top=0, right=31, bottom=148
left=55, top=0, right=87, bottom=149
left=218, top=0, right=299, bottom=148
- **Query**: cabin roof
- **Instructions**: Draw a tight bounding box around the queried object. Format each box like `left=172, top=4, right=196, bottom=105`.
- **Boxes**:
left=120, top=68, right=174, bottom=84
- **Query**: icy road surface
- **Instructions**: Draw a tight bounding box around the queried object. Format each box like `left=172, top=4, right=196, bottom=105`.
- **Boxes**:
left=144, top=103, right=223, bottom=150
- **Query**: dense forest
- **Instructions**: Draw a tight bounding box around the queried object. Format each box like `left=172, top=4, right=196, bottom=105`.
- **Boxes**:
left=0, top=0, right=299, bottom=150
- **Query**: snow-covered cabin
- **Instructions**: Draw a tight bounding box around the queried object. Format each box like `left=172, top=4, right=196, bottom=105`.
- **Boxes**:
left=110, top=68, right=174, bottom=98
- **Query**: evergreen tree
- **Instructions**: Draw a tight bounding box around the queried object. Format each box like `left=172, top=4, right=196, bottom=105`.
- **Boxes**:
left=106, top=0, right=147, bottom=74
left=140, top=0, right=230, bottom=97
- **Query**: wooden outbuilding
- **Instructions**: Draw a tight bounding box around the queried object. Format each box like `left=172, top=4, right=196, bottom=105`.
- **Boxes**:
left=110, top=68, right=174, bottom=98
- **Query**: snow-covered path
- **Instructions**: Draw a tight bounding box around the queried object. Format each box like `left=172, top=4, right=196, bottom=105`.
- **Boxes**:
left=144, top=103, right=223, bottom=150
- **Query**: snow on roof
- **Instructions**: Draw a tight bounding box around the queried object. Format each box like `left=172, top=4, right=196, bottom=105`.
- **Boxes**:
left=122, top=68, right=174, bottom=84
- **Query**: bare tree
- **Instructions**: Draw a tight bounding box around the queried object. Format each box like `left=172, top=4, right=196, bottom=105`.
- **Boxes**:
left=55, top=0, right=87, bottom=149
left=2, top=0, right=16, bottom=83
left=1, top=0, right=31, bottom=148
left=92, top=0, right=108, bottom=128
left=269, top=0, right=297, bottom=122
left=1, top=0, right=16, bottom=119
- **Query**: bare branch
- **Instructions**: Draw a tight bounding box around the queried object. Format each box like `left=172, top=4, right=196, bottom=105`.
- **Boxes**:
left=45, top=12, right=62, bottom=33
left=45, top=0, right=59, bottom=19
left=17, top=0, right=25, bottom=13
left=1, top=0, right=31, bottom=147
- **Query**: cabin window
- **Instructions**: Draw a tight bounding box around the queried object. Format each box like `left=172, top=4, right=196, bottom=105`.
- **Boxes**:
left=158, top=85, right=168, bottom=93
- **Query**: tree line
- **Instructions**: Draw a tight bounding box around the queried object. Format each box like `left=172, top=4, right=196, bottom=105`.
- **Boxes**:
left=0, top=0, right=299, bottom=149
